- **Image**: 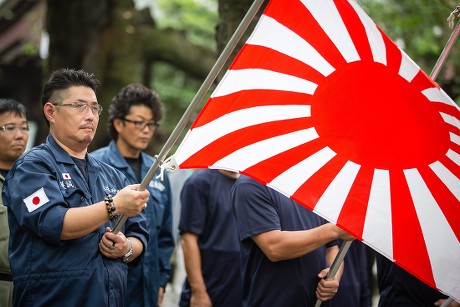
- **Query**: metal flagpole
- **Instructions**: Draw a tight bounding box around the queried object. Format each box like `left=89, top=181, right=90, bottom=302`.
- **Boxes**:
left=432, top=7, right=460, bottom=307
left=430, top=5, right=460, bottom=81
left=111, top=0, right=266, bottom=234
left=315, top=5, right=460, bottom=307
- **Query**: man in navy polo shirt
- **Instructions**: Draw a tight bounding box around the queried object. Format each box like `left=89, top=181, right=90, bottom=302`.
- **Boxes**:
left=376, top=254, right=457, bottom=307
left=179, top=169, right=242, bottom=307
left=232, top=175, right=354, bottom=307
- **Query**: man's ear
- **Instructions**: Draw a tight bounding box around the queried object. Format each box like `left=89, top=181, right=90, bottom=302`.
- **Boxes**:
left=113, top=118, right=124, bottom=133
left=43, top=103, right=55, bottom=123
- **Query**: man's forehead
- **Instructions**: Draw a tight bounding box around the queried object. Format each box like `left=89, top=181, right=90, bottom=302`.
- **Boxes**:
left=0, top=112, right=27, bottom=122
left=56, top=86, right=98, bottom=103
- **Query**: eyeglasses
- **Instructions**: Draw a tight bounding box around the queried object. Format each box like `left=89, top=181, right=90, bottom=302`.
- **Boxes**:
left=0, top=124, right=29, bottom=134
left=122, top=118, right=159, bottom=131
left=52, top=102, right=103, bottom=116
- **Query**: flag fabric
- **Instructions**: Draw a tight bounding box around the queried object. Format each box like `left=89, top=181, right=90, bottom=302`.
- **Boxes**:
left=23, top=188, right=49, bottom=213
left=172, top=0, right=460, bottom=300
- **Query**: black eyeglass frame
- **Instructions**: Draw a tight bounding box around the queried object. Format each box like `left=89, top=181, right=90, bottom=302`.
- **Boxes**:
left=51, top=102, right=103, bottom=116
left=122, top=118, right=160, bottom=130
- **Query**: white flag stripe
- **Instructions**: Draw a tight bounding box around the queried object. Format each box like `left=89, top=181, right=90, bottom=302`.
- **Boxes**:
left=174, top=105, right=311, bottom=165
left=211, top=69, right=318, bottom=98
left=440, top=112, right=460, bottom=129
left=362, top=169, right=393, bottom=259
left=398, top=51, right=419, bottom=82
left=300, top=0, right=360, bottom=63
left=268, top=147, right=336, bottom=195
left=446, top=149, right=460, bottom=167
left=404, top=168, right=460, bottom=295
left=213, top=128, right=319, bottom=171
left=422, top=87, right=457, bottom=107
left=248, top=15, right=335, bottom=77
left=348, top=0, right=387, bottom=65
left=313, top=161, right=361, bottom=223
left=441, top=88, right=460, bottom=110
left=429, top=161, right=460, bottom=201
left=451, top=132, right=460, bottom=146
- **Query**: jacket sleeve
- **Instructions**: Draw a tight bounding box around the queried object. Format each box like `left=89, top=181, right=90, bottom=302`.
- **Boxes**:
left=157, top=176, right=175, bottom=288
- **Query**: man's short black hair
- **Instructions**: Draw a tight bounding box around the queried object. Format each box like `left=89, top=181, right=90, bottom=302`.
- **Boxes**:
left=0, top=98, right=27, bottom=118
left=108, top=83, right=163, bottom=140
left=41, top=68, right=101, bottom=107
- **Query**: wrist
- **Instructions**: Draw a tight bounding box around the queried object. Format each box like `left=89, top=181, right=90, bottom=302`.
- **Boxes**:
left=122, top=238, right=134, bottom=263
left=191, top=284, right=208, bottom=295
left=104, top=195, right=119, bottom=222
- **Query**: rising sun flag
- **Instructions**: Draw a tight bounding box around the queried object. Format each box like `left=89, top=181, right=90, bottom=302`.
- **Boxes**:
left=172, top=0, right=460, bottom=300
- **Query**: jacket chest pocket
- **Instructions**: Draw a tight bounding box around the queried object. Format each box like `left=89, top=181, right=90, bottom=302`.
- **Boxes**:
left=60, top=188, right=90, bottom=208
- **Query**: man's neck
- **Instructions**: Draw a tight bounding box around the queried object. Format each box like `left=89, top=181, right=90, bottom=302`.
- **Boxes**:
left=116, top=139, right=141, bottom=159
left=0, top=161, right=13, bottom=170
left=51, top=133, right=88, bottom=159
left=0, top=168, right=9, bottom=178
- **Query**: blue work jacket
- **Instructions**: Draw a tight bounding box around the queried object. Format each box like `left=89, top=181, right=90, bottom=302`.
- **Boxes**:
left=2, top=135, right=148, bottom=307
left=92, top=140, right=174, bottom=306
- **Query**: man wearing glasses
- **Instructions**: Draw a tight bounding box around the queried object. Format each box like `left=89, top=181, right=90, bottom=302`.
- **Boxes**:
left=3, top=68, right=150, bottom=307
left=92, top=83, right=174, bottom=307
left=0, top=99, right=29, bottom=307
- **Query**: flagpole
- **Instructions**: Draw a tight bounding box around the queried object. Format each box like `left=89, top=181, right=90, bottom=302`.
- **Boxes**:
left=315, top=6, right=460, bottom=307
left=432, top=7, right=460, bottom=307
left=111, top=0, right=266, bottom=234
left=430, top=16, right=460, bottom=80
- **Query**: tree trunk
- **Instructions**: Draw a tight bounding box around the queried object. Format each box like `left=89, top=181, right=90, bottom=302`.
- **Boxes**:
left=216, top=0, right=268, bottom=80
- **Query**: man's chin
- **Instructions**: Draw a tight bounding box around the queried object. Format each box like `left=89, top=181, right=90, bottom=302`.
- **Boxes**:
left=137, top=142, right=150, bottom=151
left=80, top=135, right=94, bottom=145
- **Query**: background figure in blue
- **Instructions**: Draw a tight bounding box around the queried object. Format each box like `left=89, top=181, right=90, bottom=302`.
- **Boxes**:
left=0, top=98, right=29, bottom=307
left=376, top=254, right=459, bottom=307
left=179, top=169, right=242, bottom=307
left=232, top=175, right=355, bottom=307
left=92, top=83, right=174, bottom=307
left=330, top=241, right=373, bottom=307
left=3, top=68, right=150, bottom=307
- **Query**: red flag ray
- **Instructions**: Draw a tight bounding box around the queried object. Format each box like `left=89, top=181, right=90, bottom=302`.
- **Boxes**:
left=242, top=15, right=335, bottom=77
left=172, top=0, right=460, bottom=300
left=263, top=0, right=348, bottom=68
left=242, top=139, right=325, bottom=183
left=291, top=154, right=351, bottom=213
left=380, top=31, right=403, bottom=75
left=308, top=160, right=361, bottom=222
left=231, top=45, right=327, bottom=83
left=417, top=165, right=460, bottom=242
left=194, top=90, right=315, bottom=128
left=181, top=118, right=314, bottom=168
left=391, top=170, right=436, bottom=287
left=403, top=167, right=460, bottom=294
left=335, top=166, right=374, bottom=239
